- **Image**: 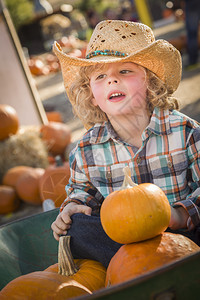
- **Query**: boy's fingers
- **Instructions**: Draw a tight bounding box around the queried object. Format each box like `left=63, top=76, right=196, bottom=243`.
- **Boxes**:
left=56, top=212, right=72, bottom=227
left=51, top=222, right=63, bottom=234
left=51, top=216, right=70, bottom=231
left=83, top=206, right=92, bottom=216
left=53, top=231, right=60, bottom=241
left=75, top=205, right=92, bottom=216
left=53, top=230, right=68, bottom=241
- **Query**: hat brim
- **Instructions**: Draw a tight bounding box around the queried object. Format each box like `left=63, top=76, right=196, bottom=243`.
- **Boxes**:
left=53, top=39, right=182, bottom=95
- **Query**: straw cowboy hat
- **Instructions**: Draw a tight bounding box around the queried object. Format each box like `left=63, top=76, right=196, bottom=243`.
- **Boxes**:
left=53, top=19, right=182, bottom=98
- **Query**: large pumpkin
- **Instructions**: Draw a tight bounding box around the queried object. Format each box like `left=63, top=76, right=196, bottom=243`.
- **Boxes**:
left=0, top=104, right=19, bottom=140
left=0, top=185, right=20, bottom=214
left=40, top=122, right=71, bottom=155
left=15, top=167, right=45, bottom=205
left=100, top=166, right=171, bottom=244
left=2, top=166, right=33, bottom=187
left=39, top=156, right=70, bottom=207
left=0, top=236, right=106, bottom=299
left=106, top=232, right=200, bottom=286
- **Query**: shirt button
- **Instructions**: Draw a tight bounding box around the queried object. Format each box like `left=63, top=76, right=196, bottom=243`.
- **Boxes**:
left=107, top=171, right=112, bottom=178
left=137, top=157, right=142, bottom=164
left=167, top=160, right=173, bottom=168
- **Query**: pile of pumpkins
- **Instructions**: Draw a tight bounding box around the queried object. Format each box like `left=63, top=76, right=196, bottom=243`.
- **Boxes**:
left=101, top=167, right=200, bottom=285
left=0, top=166, right=199, bottom=299
left=28, top=53, right=61, bottom=77
left=28, top=36, right=87, bottom=77
left=0, top=104, right=72, bottom=215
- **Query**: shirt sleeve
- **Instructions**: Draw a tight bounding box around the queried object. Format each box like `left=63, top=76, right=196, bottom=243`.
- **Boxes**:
left=60, top=145, right=104, bottom=212
left=173, top=126, right=200, bottom=228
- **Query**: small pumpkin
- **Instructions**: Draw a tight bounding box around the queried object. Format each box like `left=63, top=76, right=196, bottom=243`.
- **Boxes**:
left=0, top=104, right=19, bottom=141
left=100, top=166, right=171, bottom=244
left=28, top=58, right=50, bottom=76
left=106, top=232, right=200, bottom=286
left=39, top=156, right=70, bottom=207
left=0, top=185, right=20, bottom=214
left=46, top=111, right=63, bottom=123
left=40, top=122, right=71, bottom=155
left=15, top=167, right=45, bottom=205
left=2, top=166, right=33, bottom=187
left=0, top=236, right=106, bottom=299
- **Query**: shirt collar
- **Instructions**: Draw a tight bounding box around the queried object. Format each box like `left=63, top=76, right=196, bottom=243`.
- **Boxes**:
left=89, top=108, right=172, bottom=144
left=146, top=107, right=172, bottom=136
left=89, top=121, right=118, bottom=144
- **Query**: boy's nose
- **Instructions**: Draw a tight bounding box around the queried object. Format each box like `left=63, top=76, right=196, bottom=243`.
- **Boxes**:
left=108, top=79, right=118, bottom=85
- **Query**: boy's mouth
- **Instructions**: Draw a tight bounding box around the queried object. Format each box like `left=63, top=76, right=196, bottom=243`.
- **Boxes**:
left=108, top=92, right=125, bottom=101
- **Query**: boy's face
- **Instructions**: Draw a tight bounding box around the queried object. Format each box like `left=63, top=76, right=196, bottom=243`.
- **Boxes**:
left=90, top=62, right=147, bottom=119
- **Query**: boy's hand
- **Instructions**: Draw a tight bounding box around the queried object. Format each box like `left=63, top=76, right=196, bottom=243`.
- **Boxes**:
left=51, top=202, right=92, bottom=241
left=169, top=206, right=192, bottom=230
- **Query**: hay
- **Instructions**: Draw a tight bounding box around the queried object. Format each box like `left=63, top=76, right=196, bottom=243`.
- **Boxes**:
left=0, top=126, right=49, bottom=183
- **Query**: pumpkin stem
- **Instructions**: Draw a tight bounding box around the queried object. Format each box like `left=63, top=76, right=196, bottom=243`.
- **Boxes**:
left=55, top=155, right=63, bottom=167
left=121, top=166, right=138, bottom=189
left=58, top=235, right=78, bottom=276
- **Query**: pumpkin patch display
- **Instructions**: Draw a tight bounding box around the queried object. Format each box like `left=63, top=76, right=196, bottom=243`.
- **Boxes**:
left=0, top=185, right=20, bottom=214
left=46, top=111, right=63, bottom=123
left=2, top=166, right=33, bottom=187
left=100, top=166, right=171, bottom=244
left=106, top=232, right=200, bottom=286
left=0, top=236, right=106, bottom=299
left=15, top=167, right=45, bottom=205
left=39, top=156, right=70, bottom=207
left=28, top=58, right=50, bottom=76
left=40, top=122, right=71, bottom=156
left=0, top=126, right=49, bottom=183
left=0, top=104, right=19, bottom=141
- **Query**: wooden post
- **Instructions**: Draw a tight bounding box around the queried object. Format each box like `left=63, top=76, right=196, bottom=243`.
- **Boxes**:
left=135, top=0, right=153, bottom=28
left=0, top=1, right=48, bottom=126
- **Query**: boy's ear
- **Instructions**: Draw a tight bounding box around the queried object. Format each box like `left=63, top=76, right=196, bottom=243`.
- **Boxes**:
left=91, top=97, right=98, bottom=106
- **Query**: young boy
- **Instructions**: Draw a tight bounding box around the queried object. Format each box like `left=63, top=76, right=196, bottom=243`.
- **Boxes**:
left=51, top=20, right=200, bottom=267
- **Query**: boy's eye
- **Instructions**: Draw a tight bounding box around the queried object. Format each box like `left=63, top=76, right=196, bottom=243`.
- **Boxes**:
left=96, top=74, right=106, bottom=80
left=120, top=69, right=132, bottom=74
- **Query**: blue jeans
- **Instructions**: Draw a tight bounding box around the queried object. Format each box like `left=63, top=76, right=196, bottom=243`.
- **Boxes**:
left=67, top=213, right=200, bottom=268
left=67, top=213, right=122, bottom=268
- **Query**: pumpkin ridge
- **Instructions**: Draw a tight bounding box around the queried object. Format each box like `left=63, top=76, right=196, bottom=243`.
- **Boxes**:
left=0, top=236, right=106, bottom=299
left=106, top=232, right=200, bottom=286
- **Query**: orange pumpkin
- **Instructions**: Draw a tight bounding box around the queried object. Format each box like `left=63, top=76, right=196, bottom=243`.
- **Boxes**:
left=106, top=232, right=200, bottom=286
left=2, top=166, right=33, bottom=187
left=0, top=185, right=20, bottom=214
left=40, top=122, right=71, bottom=155
left=46, top=111, right=63, bottom=123
left=15, top=167, right=45, bottom=205
left=0, top=104, right=19, bottom=140
left=0, top=236, right=106, bottom=299
left=100, top=166, right=171, bottom=244
left=39, top=156, right=70, bottom=207
left=28, top=58, right=50, bottom=76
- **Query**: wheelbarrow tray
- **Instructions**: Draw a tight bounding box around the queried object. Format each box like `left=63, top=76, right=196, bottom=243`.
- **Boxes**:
left=0, top=209, right=200, bottom=299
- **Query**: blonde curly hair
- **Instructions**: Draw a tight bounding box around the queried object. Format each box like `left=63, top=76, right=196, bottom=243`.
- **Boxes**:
left=68, top=63, right=179, bottom=128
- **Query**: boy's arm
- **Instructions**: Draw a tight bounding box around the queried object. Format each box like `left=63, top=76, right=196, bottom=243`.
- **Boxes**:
left=60, top=175, right=103, bottom=213
left=60, top=144, right=104, bottom=213
left=52, top=145, right=104, bottom=240
left=172, top=126, right=200, bottom=230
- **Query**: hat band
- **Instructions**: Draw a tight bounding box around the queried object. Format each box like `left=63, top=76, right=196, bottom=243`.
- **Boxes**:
left=86, top=49, right=128, bottom=59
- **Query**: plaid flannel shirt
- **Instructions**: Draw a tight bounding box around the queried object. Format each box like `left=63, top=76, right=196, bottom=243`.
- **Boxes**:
left=61, top=108, right=200, bottom=228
